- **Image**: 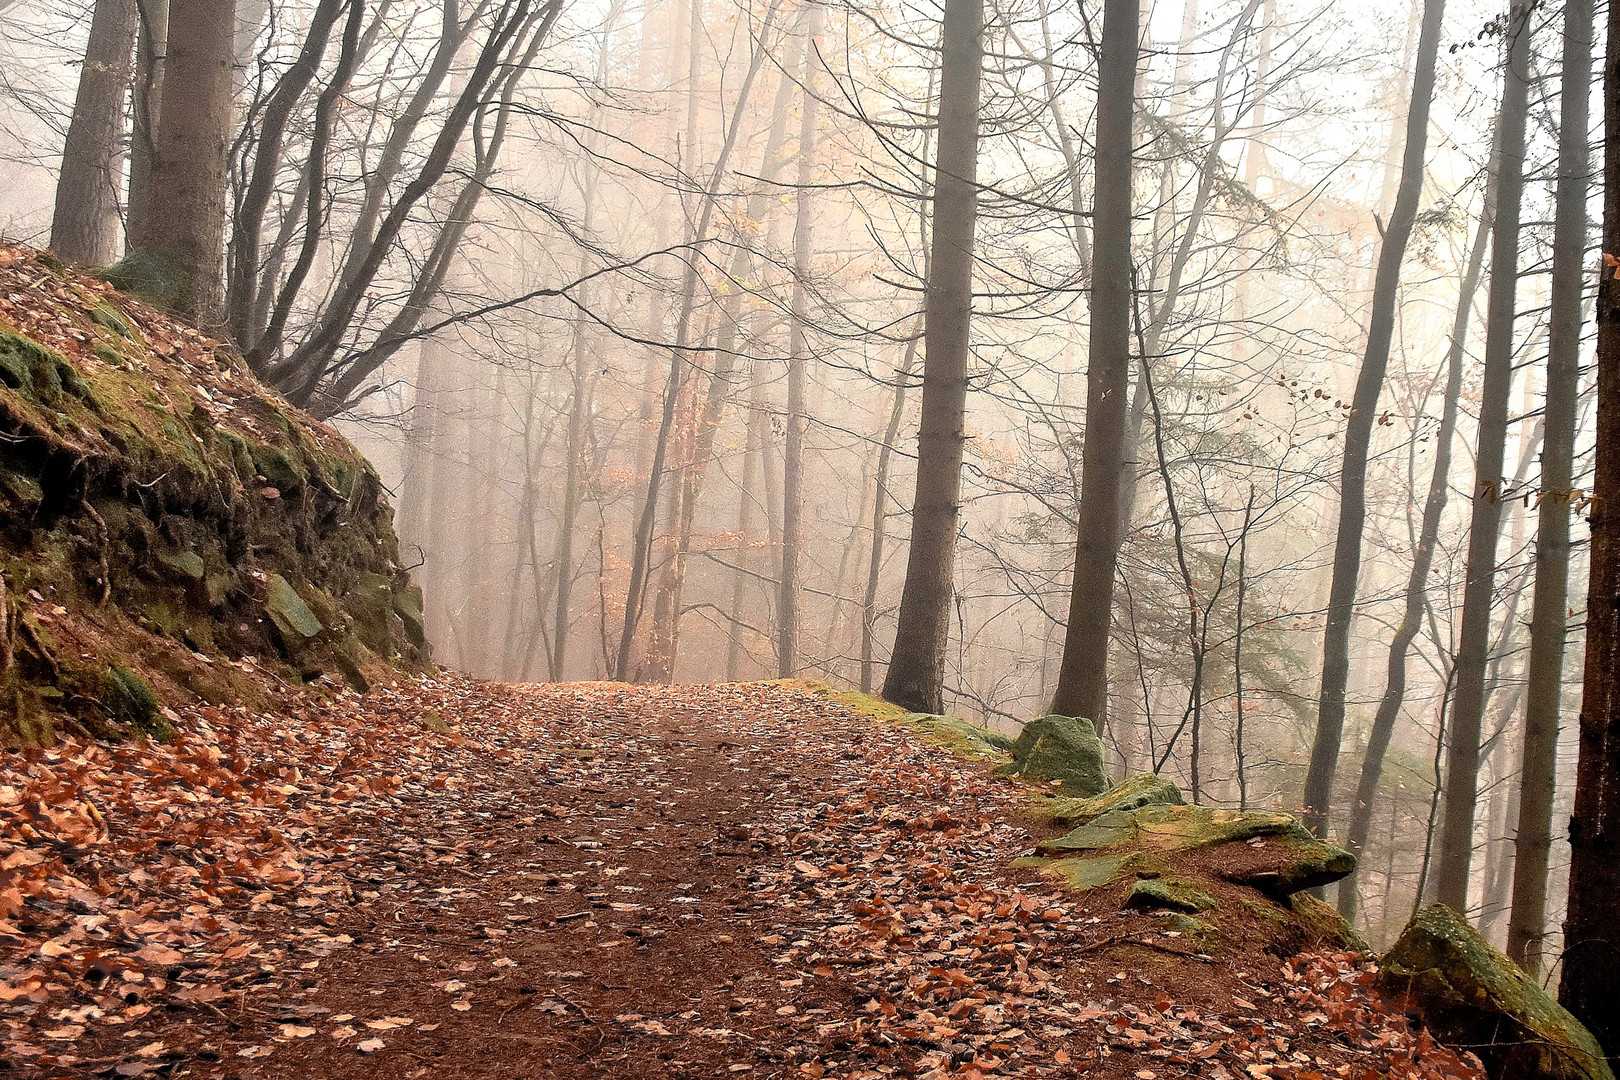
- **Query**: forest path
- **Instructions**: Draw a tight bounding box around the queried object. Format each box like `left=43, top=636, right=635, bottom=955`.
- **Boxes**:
left=5, top=677, right=1480, bottom=1080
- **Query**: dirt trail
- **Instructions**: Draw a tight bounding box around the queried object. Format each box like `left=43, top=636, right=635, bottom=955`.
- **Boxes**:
left=3, top=678, right=1480, bottom=1080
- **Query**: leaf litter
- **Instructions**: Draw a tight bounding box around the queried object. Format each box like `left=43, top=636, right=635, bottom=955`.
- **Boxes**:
left=2, top=676, right=1482, bottom=1078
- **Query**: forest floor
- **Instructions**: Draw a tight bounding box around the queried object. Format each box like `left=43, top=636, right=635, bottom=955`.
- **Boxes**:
left=2, top=675, right=1483, bottom=1080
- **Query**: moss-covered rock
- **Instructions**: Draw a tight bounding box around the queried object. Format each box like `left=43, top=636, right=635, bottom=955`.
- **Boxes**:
left=901, top=712, right=1015, bottom=760
left=1029, top=772, right=1185, bottom=828
left=100, top=248, right=186, bottom=309
left=1033, top=804, right=1355, bottom=898
left=1125, top=876, right=1216, bottom=913
left=266, top=575, right=323, bottom=640
left=1013, top=851, right=1158, bottom=891
left=1380, top=905, right=1613, bottom=1080
left=994, top=714, right=1111, bottom=796
left=0, top=242, right=428, bottom=744
left=103, top=664, right=171, bottom=742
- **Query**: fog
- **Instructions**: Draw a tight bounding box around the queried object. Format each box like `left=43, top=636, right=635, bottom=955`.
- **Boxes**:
left=0, top=0, right=1594, bottom=958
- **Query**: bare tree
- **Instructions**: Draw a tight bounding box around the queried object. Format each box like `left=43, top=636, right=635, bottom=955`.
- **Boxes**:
left=51, top=0, right=137, bottom=266
left=1436, top=3, right=1531, bottom=914
left=1300, top=0, right=1444, bottom=839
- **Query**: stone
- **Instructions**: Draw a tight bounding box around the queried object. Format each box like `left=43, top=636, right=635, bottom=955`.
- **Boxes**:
left=1031, top=772, right=1185, bottom=827
left=1125, top=876, right=1215, bottom=913
left=393, top=584, right=426, bottom=647
left=159, top=550, right=206, bottom=581
left=1012, top=852, right=1152, bottom=891
left=1034, top=803, right=1355, bottom=898
left=1380, top=905, right=1614, bottom=1080
left=994, top=714, right=1110, bottom=796
left=266, top=574, right=323, bottom=640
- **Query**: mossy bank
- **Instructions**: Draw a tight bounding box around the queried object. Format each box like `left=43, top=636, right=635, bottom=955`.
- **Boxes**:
left=0, top=243, right=427, bottom=744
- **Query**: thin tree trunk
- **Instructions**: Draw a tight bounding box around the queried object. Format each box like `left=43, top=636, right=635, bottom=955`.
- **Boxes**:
left=52, top=0, right=138, bottom=267
left=1436, top=6, right=1531, bottom=913
left=777, top=2, right=825, bottom=679
left=862, top=335, right=920, bottom=694
left=1049, top=0, right=1136, bottom=722
left=880, top=0, right=983, bottom=713
left=613, top=0, right=783, bottom=679
left=1507, top=0, right=1592, bottom=972
left=1337, top=126, right=1496, bottom=925
left=1301, top=0, right=1445, bottom=838
left=725, top=364, right=769, bottom=681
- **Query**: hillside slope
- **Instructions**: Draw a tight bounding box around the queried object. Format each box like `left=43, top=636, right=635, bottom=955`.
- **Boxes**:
left=0, top=243, right=426, bottom=743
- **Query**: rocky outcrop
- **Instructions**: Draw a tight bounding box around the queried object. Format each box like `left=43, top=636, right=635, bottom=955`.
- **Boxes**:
left=0, top=243, right=426, bottom=743
left=993, top=713, right=1110, bottom=796
left=1380, top=905, right=1615, bottom=1080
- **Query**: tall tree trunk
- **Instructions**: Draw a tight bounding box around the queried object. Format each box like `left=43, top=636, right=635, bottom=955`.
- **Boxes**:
left=126, top=0, right=170, bottom=247
left=52, top=0, right=138, bottom=267
left=1507, top=0, right=1592, bottom=972
left=1436, top=6, right=1531, bottom=913
left=1300, top=0, right=1444, bottom=838
left=128, top=0, right=239, bottom=324
left=777, top=2, right=825, bottom=679
left=1049, top=0, right=1136, bottom=722
left=880, top=0, right=983, bottom=713
left=1561, top=3, right=1620, bottom=1048
left=725, top=363, right=769, bottom=681
left=1337, top=124, right=1496, bottom=925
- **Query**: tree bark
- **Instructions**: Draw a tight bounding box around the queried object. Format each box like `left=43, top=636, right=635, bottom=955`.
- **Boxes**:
left=128, top=0, right=239, bottom=324
left=52, top=0, right=138, bottom=267
left=880, top=0, right=983, bottom=713
left=1506, top=0, right=1592, bottom=973
left=1049, top=0, right=1136, bottom=722
left=1300, top=0, right=1444, bottom=839
left=1559, top=0, right=1620, bottom=1054
left=1435, top=5, right=1531, bottom=914
left=125, top=0, right=169, bottom=247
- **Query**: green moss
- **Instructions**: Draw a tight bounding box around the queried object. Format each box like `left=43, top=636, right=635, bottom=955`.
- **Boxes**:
left=1125, top=876, right=1216, bottom=913
left=1380, top=905, right=1614, bottom=1080
left=1165, top=913, right=1220, bottom=948
left=100, top=248, right=186, bottom=308
left=1015, top=852, right=1152, bottom=891
left=1288, top=893, right=1368, bottom=953
left=994, top=714, right=1111, bottom=796
left=159, top=550, right=206, bottom=581
left=104, top=664, right=171, bottom=742
left=87, top=301, right=133, bottom=338
left=1028, top=772, right=1185, bottom=828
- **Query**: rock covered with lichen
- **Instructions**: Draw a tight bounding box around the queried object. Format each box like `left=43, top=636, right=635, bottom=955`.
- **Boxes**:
left=0, top=243, right=427, bottom=744
left=1380, top=905, right=1615, bottom=1080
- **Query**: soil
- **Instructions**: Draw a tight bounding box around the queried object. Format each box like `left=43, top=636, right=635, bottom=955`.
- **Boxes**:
left=2, top=677, right=1481, bottom=1080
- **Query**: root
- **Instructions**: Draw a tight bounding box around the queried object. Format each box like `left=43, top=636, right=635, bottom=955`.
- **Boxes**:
left=0, top=572, right=10, bottom=679
left=79, top=498, right=112, bottom=603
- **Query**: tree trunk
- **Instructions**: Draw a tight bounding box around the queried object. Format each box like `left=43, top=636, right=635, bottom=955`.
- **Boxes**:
left=777, top=2, right=825, bottom=679
left=1337, top=122, right=1496, bottom=925
left=126, top=0, right=170, bottom=248
left=880, top=0, right=984, bottom=713
left=1049, top=0, right=1136, bottom=722
left=52, top=0, right=138, bottom=267
left=1435, top=6, right=1531, bottom=914
left=1300, top=0, right=1444, bottom=838
left=862, top=336, right=920, bottom=693
left=1559, top=0, right=1620, bottom=1053
left=1506, top=0, right=1592, bottom=973
left=128, top=0, right=239, bottom=324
